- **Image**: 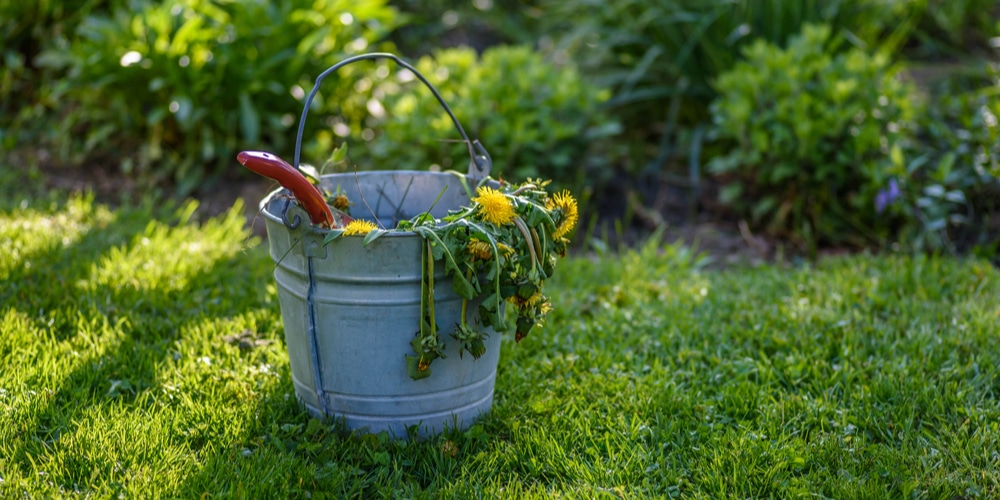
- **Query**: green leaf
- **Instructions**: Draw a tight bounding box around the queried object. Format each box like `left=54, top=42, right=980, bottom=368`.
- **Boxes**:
left=414, top=226, right=475, bottom=299
left=446, top=170, right=474, bottom=199
left=944, top=190, right=966, bottom=204
left=484, top=264, right=498, bottom=280
left=322, top=230, right=344, bottom=246
left=85, top=124, right=119, bottom=152
left=478, top=300, right=505, bottom=332
left=906, top=154, right=929, bottom=174
left=517, top=282, right=538, bottom=299
left=924, top=184, right=946, bottom=198
left=925, top=218, right=947, bottom=231
left=300, top=164, right=322, bottom=185
left=146, top=107, right=168, bottom=126
left=937, top=152, right=956, bottom=180
left=751, top=196, right=778, bottom=222
left=523, top=199, right=557, bottom=230
left=200, top=128, right=215, bottom=161
left=362, top=228, right=387, bottom=247
left=238, top=92, right=260, bottom=144
left=720, top=183, right=743, bottom=204
left=890, top=144, right=904, bottom=168
left=451, top=272, right=476, bottom=299
left=768, top=163, right=797, bottom=183
left=462, top=220, right=505, bottom=302
left=500, top=284, right=518, bottom=299
left=707, top=155, right=741, bottom=174
left=405, top=355, right=431, bottom=380
left=411, top=334, right=424, bottom=353
left=330, top=143, right=349, bottom=164
left=414, top=212, right=437, bottom=226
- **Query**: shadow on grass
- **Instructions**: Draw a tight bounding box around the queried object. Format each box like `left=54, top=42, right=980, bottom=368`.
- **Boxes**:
left=1, top=196, right=301, bottom=494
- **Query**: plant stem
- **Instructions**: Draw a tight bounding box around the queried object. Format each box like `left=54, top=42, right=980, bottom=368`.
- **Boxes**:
left=461, top=267, right=474, bottom=327
left=509, top=184, right=537, bottom=196
left=420, top=237, right=428, bottom=339
left=427, top=239, right=436, bottom=337
left=530, top=227, right=544, bottom=268
left=513, top=216, right=538, bottom=272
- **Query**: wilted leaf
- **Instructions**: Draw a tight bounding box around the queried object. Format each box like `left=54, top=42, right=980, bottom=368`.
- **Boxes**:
left=363, top=228, right=387, bottom=247
left=322, top=230, right=345, bottom=246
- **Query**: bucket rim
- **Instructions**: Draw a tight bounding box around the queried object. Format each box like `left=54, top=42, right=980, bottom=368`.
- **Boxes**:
left=258, top=170, right=473, bottom=237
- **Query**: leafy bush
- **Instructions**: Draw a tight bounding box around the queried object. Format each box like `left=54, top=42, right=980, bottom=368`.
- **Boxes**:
left=543, top=0, right=918, bottom=147
left=327, top=45, right=618, bottom=191
left=896, top=69, right=1000, bottom=254
left=34, top=0, right=397, bottom=194
left=0, top=0, right=130, bottom=147
left=387, top=0, right=544, bottom=56
left=907, top=0, right=1000, bottom=57
left=708, top=24, right=918, bottom=252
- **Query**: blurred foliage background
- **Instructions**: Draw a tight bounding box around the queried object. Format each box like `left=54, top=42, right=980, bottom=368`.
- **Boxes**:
left=2, top=0, right=999, bottom=257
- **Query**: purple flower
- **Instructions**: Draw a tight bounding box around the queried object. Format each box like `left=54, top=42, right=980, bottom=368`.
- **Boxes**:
left=875, top=178, right=901, bottom=214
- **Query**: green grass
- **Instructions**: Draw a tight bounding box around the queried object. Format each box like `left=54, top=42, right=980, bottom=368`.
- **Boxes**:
left=2, top=185, right=999, bottom=498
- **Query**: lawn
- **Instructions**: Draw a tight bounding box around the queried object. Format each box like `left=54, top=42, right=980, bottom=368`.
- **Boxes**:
left=2, top=185, right=999, bottom=498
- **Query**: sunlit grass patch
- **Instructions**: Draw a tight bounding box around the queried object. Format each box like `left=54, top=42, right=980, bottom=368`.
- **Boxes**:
left=2, top=191, right=999, bottom=498
left=0, top=195, right=114, bottom=281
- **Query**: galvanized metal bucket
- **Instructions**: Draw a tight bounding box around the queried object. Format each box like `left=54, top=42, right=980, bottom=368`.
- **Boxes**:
left=260, top=53, right=501, bottom=437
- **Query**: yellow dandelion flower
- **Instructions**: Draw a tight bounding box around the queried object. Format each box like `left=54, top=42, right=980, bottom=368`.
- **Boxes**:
left=506, top=291, right=544, bottom=310
left=550, top=190, right=579, bottom=239
left=472, top=186, right=516, bottom=226
left=342, top=220, right=377, bottom=236
left=332, top=193, right=351, bottom=211
left=497, top=242, right=515, bottom=256
left=467, top=238, right=492, bottom=260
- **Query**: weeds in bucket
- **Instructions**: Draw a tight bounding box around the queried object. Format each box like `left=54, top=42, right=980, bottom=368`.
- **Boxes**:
left=315, top=145, right=579, bottom=377
left=349, top=178, right=579, bottom=380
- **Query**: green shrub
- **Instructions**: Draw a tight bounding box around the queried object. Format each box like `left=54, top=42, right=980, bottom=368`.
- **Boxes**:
left=898, top=69, right=1000, bottom=254
left=329, top=45, right=618, bottom=191
left=708, top=24, right=918, bottom=252
left=0, top=0, right=130, bottom=147
left=34, top=0, right=397, bottom=194
left=908, top=0, right=1000, bottom=57
left=542, top=0, right=918, bottom=155
left=387, top=0, right=544, bottom=56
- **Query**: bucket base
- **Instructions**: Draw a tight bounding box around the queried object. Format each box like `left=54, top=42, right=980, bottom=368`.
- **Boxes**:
left=293, top=373, right=496, bottom=438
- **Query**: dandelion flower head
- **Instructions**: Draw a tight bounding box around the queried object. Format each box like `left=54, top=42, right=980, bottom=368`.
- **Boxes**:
left=549, top=190, right=579, bottom=239
left=467, top=238, right=493, bottom=260
left=342, top=219, right=377, bottom=236
left=472, top=186, right=516, bottom=226
left=332, top=193, right=351, bottom=211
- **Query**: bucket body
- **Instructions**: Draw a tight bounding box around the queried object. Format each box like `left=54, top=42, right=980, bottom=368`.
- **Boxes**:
left=261, top=171, right=501, bottom=437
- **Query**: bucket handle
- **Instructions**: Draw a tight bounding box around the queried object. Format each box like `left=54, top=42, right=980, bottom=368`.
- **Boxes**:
left=292, top=52, right=493, bottom=179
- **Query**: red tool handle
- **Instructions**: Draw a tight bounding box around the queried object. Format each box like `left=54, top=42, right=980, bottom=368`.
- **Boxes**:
left=237, top=151, right=336, bottom=228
